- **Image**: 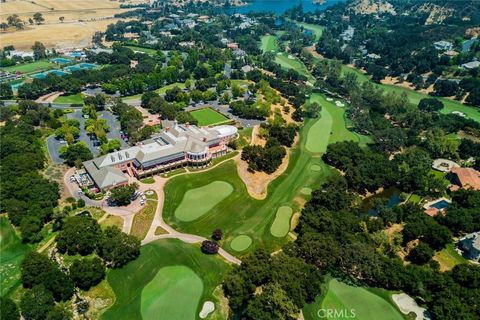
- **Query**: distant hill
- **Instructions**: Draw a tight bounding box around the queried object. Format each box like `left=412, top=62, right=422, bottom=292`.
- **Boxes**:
left=346, top=0, right=480, bottom=25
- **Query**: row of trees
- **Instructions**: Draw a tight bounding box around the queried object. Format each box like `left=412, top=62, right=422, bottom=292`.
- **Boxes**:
left=0, top=102, right=60, bottom=243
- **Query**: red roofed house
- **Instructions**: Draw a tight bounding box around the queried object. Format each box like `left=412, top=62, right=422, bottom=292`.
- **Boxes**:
left=449, top=167, right=480, bottom=191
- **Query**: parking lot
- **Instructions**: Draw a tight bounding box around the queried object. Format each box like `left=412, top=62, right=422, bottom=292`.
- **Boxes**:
left=47, top=110, right=127, bottom=163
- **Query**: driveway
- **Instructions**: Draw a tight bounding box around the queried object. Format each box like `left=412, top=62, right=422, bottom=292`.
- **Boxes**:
left=46, top=135, right=67, bottom=164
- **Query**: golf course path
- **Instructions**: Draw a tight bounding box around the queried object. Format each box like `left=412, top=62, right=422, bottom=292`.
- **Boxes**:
left=141, top=177, right=241, bottom=265
left=64, top=167, right=242, bottom=265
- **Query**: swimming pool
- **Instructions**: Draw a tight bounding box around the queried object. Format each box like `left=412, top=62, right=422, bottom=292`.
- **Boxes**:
left=430, top=200, right=450, bottom=210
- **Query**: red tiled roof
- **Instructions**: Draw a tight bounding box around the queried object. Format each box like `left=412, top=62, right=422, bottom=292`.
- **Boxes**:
left=451, top=167, right=480, bottom=190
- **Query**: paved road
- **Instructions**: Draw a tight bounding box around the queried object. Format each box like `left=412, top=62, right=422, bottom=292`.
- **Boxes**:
left=46, top=135, right=67, bottom=164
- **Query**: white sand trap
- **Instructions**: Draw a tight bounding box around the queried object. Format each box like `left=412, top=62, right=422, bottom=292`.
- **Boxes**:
left=326, top=97, right=333, bottom=101
left=392, top=293, right=428, bottom=320
left=335, top=101, right=345, bottom=107
left=288, top=54, right=295, bottom=59
left=199, top=301, right=215, bottom=319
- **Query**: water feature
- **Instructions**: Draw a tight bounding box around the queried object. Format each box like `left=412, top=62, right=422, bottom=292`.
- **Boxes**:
left=362, top=187, right=402, bottom=216
left=224, top=0, right=346, bottom=15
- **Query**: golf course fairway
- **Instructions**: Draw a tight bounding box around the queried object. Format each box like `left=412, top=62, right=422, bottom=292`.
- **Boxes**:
left=270, top=206, right=293, bottom=237
left=103, top=239, right=230, bottom=320
left=175, top=181, right=233, bottom=221
left=230, top=235, right=253, bottom=252
left=305, top=102, right=333, bottom=153
left=0, top=217, right=31, bottom=296
left=141, top=266, right=203, bottom=320
left=304, top=279, right=404, bottom=320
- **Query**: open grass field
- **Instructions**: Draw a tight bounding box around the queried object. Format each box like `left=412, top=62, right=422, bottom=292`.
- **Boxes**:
left=141, top=266, right=203, bottom=320
left=123, top=82, right=187, bottom=101
left=270, top=206, right=293, bottom=237
left=189, top=108, right=231, bottom=126
left=433, top=243, right=468, bottom=272
left=0, top=19, right=123, bottom=50
left=175, top=181, right=234, bottom=222
left=0, top=60, right=54, bottom=74
left=0, top=217, right=32, bottom=297
left=304, top=279, right=405, bottom=320
left=103, top=239, right=230, bottom=320
left=297, top=22, right=325, bottom=41
left=53, top=93, right=84, bottom=104
left=340, top=65, right=480, bottom=123
left=0, top=0, right=147, bottom=49
left=260, top=35, right=278, bottom=53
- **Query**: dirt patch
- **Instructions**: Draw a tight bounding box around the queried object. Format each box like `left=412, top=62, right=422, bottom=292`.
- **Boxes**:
left=236, top=135, right=297, bottom=200
left=381, top=76, right=434, bottom=94
left=251, top=125, right=267, bottom=147
left=290, top=212, right=301, bottom=231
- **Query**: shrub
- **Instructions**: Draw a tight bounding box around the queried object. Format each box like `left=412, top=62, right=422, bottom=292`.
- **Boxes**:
left=212, top=229, right=223, bottom=241
left=201, top=240, right=219, bottom=254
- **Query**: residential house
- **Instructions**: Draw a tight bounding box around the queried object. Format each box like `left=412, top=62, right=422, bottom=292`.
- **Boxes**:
left=458, top=232, right=480, bottom=261
left=449, top=167, right=480, bottom=191
left=434, top=40, right=453, bottom=51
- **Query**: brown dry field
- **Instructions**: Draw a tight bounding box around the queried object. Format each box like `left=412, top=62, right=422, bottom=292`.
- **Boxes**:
left=1, top=19, right=122, bottom=49
left=0, top=0, right=147, bottom=49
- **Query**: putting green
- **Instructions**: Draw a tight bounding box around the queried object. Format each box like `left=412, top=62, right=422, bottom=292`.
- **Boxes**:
left=141, top=266, right=203, bottom=320
left=310, top=164, right=322, bottom=172
left=320, top=279, right=403, bottom=320
left=305, top=105, right=333, bottom=153
left=270, top=206, right=293, bottom=237
left=300, top=187, right=312, bottom=195
left=175, top=181, right=233, bottom=222
left=230, top=235, right=252, bottom=252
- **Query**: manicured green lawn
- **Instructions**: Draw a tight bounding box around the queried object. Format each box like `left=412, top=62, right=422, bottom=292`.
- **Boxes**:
left=122, top=82, right=187, bottom=101
left=297, top=22, right=325, bottom=41
left=304, top=279, right=404, bottom=320
left=1, top=60, right=54, bottom=74
left=0, top=217, right=32, bottom=297
left=305, top=99, right=333, bottom=153
left=175, top=181, right=234, bottom=222
left=103, top=239, right=230, bottom=320
left=189, top=108, right=230, bottom=126
left=275, top=53, right=313, bottom=82
left=260, top=35, right=278, bottom=53
left=270, top=206, right=293, bottom=237
left=163, top=115, right=336, bottom=256
left=123, top=45, right=159, bottom=55
left=434, top=243, right=468, bottom=271
left=230, top=235, right=253, bottom=252
left=53, top=93, right=84, bottom=104
left=141, top=266, right=203, bottom=320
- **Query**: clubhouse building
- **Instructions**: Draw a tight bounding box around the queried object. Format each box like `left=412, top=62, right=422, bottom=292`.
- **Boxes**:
left=81, top=121, right=237, bottom=191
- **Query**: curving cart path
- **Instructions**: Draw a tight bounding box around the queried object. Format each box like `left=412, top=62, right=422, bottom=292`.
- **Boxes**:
left=64, top=163, right=241, bottom=265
